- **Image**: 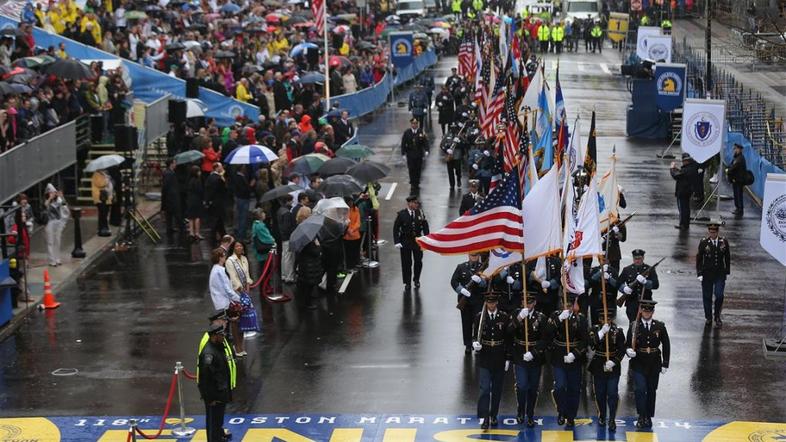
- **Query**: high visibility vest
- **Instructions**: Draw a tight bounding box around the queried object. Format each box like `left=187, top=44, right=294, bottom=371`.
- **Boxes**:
left=472, top=0, right=483, bottom=11
left=452, top=0, right=461, bottom=13
left=197, top=333, right=237, bottom=389
left=551, top=26, right=564, bottom=42
left=661, top=19, right=672, bottom=29
left=538, top=25, right=550, bottom=41
left=640, top=16, right=650, bottom=26
left=467, top=10, right=476, bottom=18
left=591, top=26, right=602, bottom=38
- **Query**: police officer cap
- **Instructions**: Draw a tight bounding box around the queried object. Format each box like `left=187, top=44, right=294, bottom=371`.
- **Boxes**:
left=207, top=323, right=226, bottom=335
left=406, top=195, right=419, bottom=202
left=484, top=293, right=500, bottom=302
left=681, top=152, right=692, bottom=160
left=595, top=307, right=616, bottom=319
left=632, top=249, right=646, bottom=257
left=208, top=309, right=227, bottom=321
left=639, top=299, right=657, bottom=311
left=706, top=219, right=722, bottom=229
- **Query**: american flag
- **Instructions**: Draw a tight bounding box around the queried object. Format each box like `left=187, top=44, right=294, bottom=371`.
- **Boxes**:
left=488, top=146, right=505, bottom=192
left=503, top=78, right=520, bottom=173
left=417, top=167, right=523, bottom=255
left=481, top=63, right=506, bottom=139
left=312, top=0, right=326, bottom=35
left=517, top=116, right=531, bottom=197
left=458, top=34, right=474, bottom=80
left=474, top=52, right=490, bottom=126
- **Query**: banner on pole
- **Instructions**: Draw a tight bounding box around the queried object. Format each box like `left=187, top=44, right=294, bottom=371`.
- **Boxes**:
left=389, top=32, right=414, bottom=68
left=637, top=34, right=672, bottom=62
left=654, top=63, right=687, bottom=112
left=681, top=98, right=726, bottom=163
left=760, top=173, right=786, bottom=267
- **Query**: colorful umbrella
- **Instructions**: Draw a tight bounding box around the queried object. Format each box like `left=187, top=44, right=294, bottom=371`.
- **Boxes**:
left=336, top=144, right=374, bottom=160
left=224, top=144, right=278, bottom=165
left=286, top=153, right=330, bottom=176
left=12, top=55, right=56, bottom=69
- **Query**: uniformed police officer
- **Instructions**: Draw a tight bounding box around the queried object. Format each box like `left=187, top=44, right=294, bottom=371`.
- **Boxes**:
left=545, top=291, right=589, bottom=428
left=436, top=84, right=456, bottom=136
left=446, top=67, right=462, bottom=91
left=472, top=293, right=511, bottom=430
left=393, top=195, right=430, bottom=291
left=198, top=324, right=235, bottom=442
left=451, top=252, right=488, bottom=353
left=508, top=293, right=547, bottom=427
left=401, top=118, right=430, bottom=192
left=618, top=249, right=659, bottom=322
left=696, top=220, right=731, bottom=327
left=589, top=306, right=625, bottom=432
left=408, top=84, right=429, bottom=129
left=625, top=300, right=670, bottom=429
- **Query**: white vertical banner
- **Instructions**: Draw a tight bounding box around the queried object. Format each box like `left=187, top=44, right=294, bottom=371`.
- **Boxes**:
left=636, top=26, right=662, bottom=59
left=760, top=173, right=786, bottom=267
left=681, top=98, right=726, bottom=163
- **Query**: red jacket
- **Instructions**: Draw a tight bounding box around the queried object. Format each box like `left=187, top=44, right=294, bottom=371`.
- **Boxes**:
left=201, top=147, right=220, bottom=173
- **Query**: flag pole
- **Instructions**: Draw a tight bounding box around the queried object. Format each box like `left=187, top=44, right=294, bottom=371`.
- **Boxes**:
left=560, top=255, right=571, bottom=354
left=323, top=2, right=330, bottom=112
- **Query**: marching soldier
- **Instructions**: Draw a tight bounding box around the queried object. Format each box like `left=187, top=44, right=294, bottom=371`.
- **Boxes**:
left=436, top=84, right=456, bottom=136
left=508, top=293, right=548, bottom=427
left=617, top=249, right=659, bottom=322
left=493, top=263, right=523, bottom=313
left=625, top=300, right=670, bottom=429
left=446, top=67, right=462, bottom=91
left=471, top=293, right=511, bottom=430
left=459, top=180, right=483, bottom=215
left=588, top=306, right=625, bottom=432
left=451, top=252, right=488, bottom=354
left=393, top=195, right=430, bottom=291
left=696, top=220, right=731, bottom=327
left=401, top=118, right=430, bottom=192
left=544, top=291, right=589, bottom=428
left=528, top=256, right=562, bottom=316
left=408, top=84, right=429, bottom=129
left=587, top=264, right=618, bottom=325
left=602, top=220, right=626, bottom=271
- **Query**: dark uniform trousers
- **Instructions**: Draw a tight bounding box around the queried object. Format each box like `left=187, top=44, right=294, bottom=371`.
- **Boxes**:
left=451, top=261, right=486, bottom=347
left=627, top=320, right=671, bottom=419
left=545, top=312, right=589, bottom=420
left=393, top=209, right=429, bottom=286
left=589, top=324, right=625, bottom=421
left=205, top=402, right=226, bottom=442
left=473, top=310, right=510, bottom=420
left=509, top=309, right=547, bottom=419
left=400, top=246, right=423, bottom=285
left=697, top=237, right=731, bottom=320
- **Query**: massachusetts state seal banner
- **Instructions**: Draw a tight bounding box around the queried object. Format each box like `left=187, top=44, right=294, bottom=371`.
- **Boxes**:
left=760, top=173, right=786, bottom=266
left=681, top=98, right=726, bottom=163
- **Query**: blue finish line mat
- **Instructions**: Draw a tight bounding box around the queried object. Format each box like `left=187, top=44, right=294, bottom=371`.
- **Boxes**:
left=1, top=415, right=784, bottom=441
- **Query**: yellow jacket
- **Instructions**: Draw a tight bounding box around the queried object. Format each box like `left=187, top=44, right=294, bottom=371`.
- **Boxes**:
left=91, top=172, right=113, bottom=205
left=80, top=17, right=103, bottom=44
left=61, top=1, right=78, bottom=24
left=48, top=10, right=65, bottom=34
left=235, top=82, right=252, bottom=102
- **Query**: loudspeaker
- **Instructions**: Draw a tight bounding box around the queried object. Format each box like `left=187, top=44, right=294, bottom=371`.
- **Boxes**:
left=114, top=125, right=138, bottom=151
left=186, top=78, right=199, bottom=98
left=168, top=99, right=187, bottom=124
left=90, top=114, right=104, bottom=144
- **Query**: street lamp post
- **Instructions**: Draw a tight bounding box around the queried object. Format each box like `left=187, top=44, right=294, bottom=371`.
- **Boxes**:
left=705, top=0, right=712, bottom=95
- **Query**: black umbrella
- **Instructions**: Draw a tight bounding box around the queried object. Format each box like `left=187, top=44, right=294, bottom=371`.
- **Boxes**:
left=347, top=161, right=389, bottom=184
left=319, top=174, right=363, bottom=197
left=317, top=157, right=357, bottom=177
left=214, top=50, right=236, bottom=59
left=289, top=214, right=345, bottom=253
left=42, top=59, right=93, bottom=80
left=260, top=184, right=301, bottom=203
left=0, top=82, right=17, bottom=95
left=166, top=41, right=186, bottom=51
left=356, top=41, right=376, bottom=50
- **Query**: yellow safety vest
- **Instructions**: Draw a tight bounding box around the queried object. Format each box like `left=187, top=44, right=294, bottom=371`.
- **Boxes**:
left=538, top=25, right=550, bottom=41
left=661, top=19, right=672, bottom=29
left=640, top=16, right=650, bottom=26
left=452, top=0, right=461, bottom=12
left=472, top=0, right=483, bottom=11
left=591, top=26, right=602, bottom=38
left=197, top=333, right=237, bottom=389
left=551, top=26, right=564, bottom=42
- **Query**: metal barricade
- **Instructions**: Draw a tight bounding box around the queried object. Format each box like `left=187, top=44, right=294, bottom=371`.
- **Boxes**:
left=144, top=94, right=171, bottom=148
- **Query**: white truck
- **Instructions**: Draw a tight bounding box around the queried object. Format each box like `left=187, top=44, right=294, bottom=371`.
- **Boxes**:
left=563, top=0, right=601, bottom=21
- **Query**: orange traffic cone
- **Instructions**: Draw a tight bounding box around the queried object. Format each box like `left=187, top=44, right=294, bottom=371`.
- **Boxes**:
left=41, top=269, right=60, bottom=309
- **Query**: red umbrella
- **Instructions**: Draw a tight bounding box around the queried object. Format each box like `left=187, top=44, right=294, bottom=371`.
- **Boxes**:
left=328, top=55, right=351, bottom=68
left=265, top=13, right=281, bottom=23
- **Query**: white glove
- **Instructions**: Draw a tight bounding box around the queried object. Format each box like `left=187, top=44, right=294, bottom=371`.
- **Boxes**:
left=483, top=150, right=490, bottom=157
left=472, top=341, right=482, bottom=351
left=626, top=348, right=636, bottom=358
left=471, top=275, right=482, bottom=283
left=460, top=288, right=471, bottom=297
left=472, top=163, right=479, bottom=170
left=623, top=285, right=633, bottom=295
left=518, top=308, right=529, bottom=320
left=425, top=151, right=429, bottom=157
left=612, top=226, right=620, bottom=233
left=523, top=351, right=534, bottom=362
left=558, top=310, right=570, bottom=321
left=598, top=323, right=610, bottom=338
left=661, top=367, right=668, bottom=374
left=603, top=272, right=611, bottom=280
left=446, top=148, right=454, bottom=155
left=506, top=276, right=515, bottom=284
left=395, top=243, right=403, bottom=249
left=698, top=168, right=704, bottom=174
left=636, top=275, right=647, bottom=284
left=505, top=361, right=510, bottom=371
left=697, top=275, right=703, bottom=282
left=604, top=360, right=615, bottom=371
left=541, top=280, right=551, bottom=289
left=564, top=353, right=576, bottom=364
left=402, top=155, right=407, bottom=162
left=603, top=264, right=609, bottom=272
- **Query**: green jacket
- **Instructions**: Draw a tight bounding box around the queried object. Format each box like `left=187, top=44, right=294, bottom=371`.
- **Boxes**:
left=452, top=0, right=461, bottom=12
left=538, top=25, right=550, bottom=41
left=251, top=219, right=275, bottom=262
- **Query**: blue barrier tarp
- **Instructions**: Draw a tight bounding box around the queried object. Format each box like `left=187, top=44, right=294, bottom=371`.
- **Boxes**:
left=724, top=131, right=785, bottom=199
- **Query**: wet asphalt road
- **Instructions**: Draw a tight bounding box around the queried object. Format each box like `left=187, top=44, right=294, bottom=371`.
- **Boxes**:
left=1, top=49, right=785, bottom=423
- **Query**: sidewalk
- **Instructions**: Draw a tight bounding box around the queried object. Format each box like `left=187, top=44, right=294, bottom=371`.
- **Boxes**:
left=0, top=199, right=160, bottom=341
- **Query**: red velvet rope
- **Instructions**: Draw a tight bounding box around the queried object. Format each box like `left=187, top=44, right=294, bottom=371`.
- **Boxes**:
left=133, top=373, right=178, bottom=439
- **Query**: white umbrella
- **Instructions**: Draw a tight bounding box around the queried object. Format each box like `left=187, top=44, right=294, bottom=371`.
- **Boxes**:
left=314, top=196, right=349, bottom=225
left=85, top=154, right=125, bottom=172
left=186, top=99, right=207, bottom=118
left=224, top=144, right=278, bottom=164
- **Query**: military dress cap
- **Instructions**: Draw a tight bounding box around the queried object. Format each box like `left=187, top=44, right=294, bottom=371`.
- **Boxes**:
left=485, top=293, right=500, bottom=302
left=595, top=306, right=617, bottom=319
left=207, top=323, right=226, bottom=335
left=632, top=249, right=646, bottom=257
left=707, top=219, right=722, bottom=229
left=410, top=117, right=419, bottom=123
left=406, top=195, right=419, bottom=202
left=681, top=152, right=692, bottom=159
left=524, top=293, right=537, bottom=304
left=208, top=309, right=227, bottom=321
left=639, top=299, right=657, bottom=310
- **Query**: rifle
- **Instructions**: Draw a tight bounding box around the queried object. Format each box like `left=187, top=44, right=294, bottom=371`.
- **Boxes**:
left=456, top=260, right=488, bottom=310
left=616, top=256, right=666, bottom=308
left=601, top=211, right=636, bottom=240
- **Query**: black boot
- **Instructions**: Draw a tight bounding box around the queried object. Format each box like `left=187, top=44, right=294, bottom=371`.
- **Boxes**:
left=526, top=417, right=535, bottom=428
left=608, top=419, right=617, bottom=431
left=636, top=416, right=646, bottom=428
left=480, top=419, right=489, bottom=430
left=597, top=416, right=606, bottom=426
left=516, top=414, right=523, bottom=425
left=566, top=418, right=575, bottom=428
left=557, top=414, right=566, bottom=425
left=489, top=416, right=498, bottom=426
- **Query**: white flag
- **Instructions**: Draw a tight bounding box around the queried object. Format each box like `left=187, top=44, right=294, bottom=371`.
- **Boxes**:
left=483, top=248, right=522, bottom=277
left=498, top=19, right=508, bottom=65
left=563, top=257, right=585, bottom=295
left=681, top=98, right=726, bottom=163
left=523, top=165, right=562, bottom=260
left=760, top=173, right=786, bottom=267
left=567, top=118, right=583, bottom=175
left=597, top=152, right=619, bottom=228
left=565, top=177, right=603, bottom=260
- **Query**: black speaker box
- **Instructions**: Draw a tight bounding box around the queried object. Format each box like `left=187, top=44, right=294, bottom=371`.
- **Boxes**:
left=168, top=99, right=187, bottom=124
left=186, top=78, right=199, bottom=99
left=114, top=125, right=138, bottom=151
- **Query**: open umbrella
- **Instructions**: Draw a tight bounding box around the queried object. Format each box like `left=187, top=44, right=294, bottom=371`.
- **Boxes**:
left=297, top=72, right=325, bottom=85
left=260, top=184, right=301, bottom=203
left=0, top=82, right=19, bottom=95
left=3, top=83, right=32, bottom=94
left=286, top=153, right=330, bottom=176
left=186, top=99, right=207, bottom=118
left=12, top=55, right=56, bottom=69
left=355, top=41, right=376, bottom=50
left=317, top=157, right=357, bottom=177
left=42, top=59, right=93, bottom=80
left=293, top=21, right=315, bottom=28
left=347, top=161, right=389, bottom=184
left=214, top=50, right=236, bottom=59
left=265, top=13, right=283, bottom=23
left=290, top=42, right=318, bottom=57
left=125, top=10, right=148, bottom=19
left=336, top=144, right=374, bottom=160
left=319, top=174, right=364, bottom=197
left=290, top=214, right=344, bottom=253
left=174, top=149, right=204, bottom=165
left=220, top=3, right=241, bottom=14
left=328, top=55, right=351, bottom=69
left=313, top=196, right=349, bottom=223
left=428, top=27, right=449, bottom=36
left=85, top=154, right=125, bottom=172
left=166, top=41, right=186, bottom=51
left=224, top=145, right=278, bottom=165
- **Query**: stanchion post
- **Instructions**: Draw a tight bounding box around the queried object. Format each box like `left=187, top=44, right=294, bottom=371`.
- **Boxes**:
left=171, top=361, right=197, bottom=437
left=71, top=207, right=86, bottom=258
left=129, top=419, right=138, bottom=442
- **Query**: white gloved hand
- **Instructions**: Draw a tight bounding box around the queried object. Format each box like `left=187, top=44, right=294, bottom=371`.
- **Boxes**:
left=472, top=163, right=479, bottom=170
left=626, top=348, right=636, bottom=358
left=603, top=264, right=609, bottom=272
left=402, top=155, right=407, bottom=162
left=558, top=310, right=571, bottom=321
left=636, top=275, right=647, bottom=284
left=471, top=275, right=482, bottom=283
left=446, top=148, right=454, bottom=155
left=564, top=353, right=576, bottom=364
left=518, top=308, right=529, bottom=320
left=523, top=351, right=534, bottom=362
left=505, top=360, right=511, bottom=371
left=395, top=243, right=403, bottom=249
left=623, top=285, right=633, bottom=295
left=472, top=341, right=482, bottom=352
left=698, top=168, right=704, bottom=174
left=604, top=360, right=616, bottom=371
left=603, top=272, right=611, bottom=280
left=506, top=276, right=515, bottom=284
left=612, top=226, right=620, bottom=233
left=541, top=280, right=551, bottom=289
left=483, top=150, right=490, bottom=157
left=598, top=323, right=610, bottom=338
left=661, top=367, right=668, bottom=374
left=698, top=275, right=703, bottom=282
left=460, top=288, right=471, bottom=297
left=425, top=151, right=430, bottom=157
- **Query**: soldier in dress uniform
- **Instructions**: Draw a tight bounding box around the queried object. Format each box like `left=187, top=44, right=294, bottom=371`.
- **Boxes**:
left=459, top=180, right=483, bottom=215
left=696, top=220, right=731, bottom=327
left=408, top=84, right=429, bottom=129
left=625, top=299, right=670, bottom=429
left=544, top=291, right=589, bottom=428
left=436, top=84, right=455, bottom=135
left=587, top=264, right=618, bottom=325
left=400, top=118, right=430, bottom=192
left=602, top=220, right=626, bottom=271
left=446, top=67, right=462, bottom=91
left=508, top=293, right=548, bottom=427
left=471, top=293, right=511, bottom=430
left=451, top=252, right=488, bottom=354
left=493, top=263, right=523, bottom=313
left=588, top=306, right=626, bottom=432
left=617, top=249, right=659, bottom=322
left=393, top=195, right=430, bottom=291
left=528, top=256, right=562, bottom=316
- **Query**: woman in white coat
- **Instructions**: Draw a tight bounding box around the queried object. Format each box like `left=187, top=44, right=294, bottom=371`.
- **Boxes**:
left=44, top=183, right=68, bottom=266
